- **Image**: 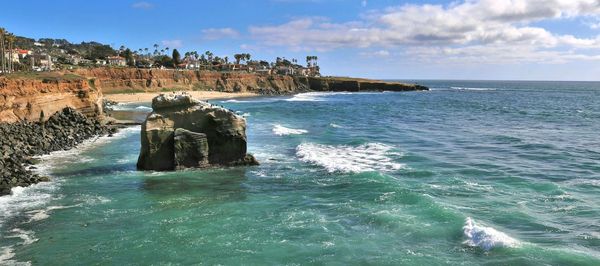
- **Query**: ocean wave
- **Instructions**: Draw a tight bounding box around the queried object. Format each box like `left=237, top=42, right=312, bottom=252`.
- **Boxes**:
left=463, top=217, right=520, bottom=251
left=296, top=142, right=404, bottom=173
left=285, top=92, right=355, bottom=102
left=33, top=126, right=140, bottom=175
left=0, top=126, right=140, bottom=234
left=273, top=125, right=308, bottom=136
left=109, top=103, right=152, bottom=111
left=135, top=106, right=152, bottom=111
left=450, top=87, right=497, bottom=91
left=0, top=183, right=60, bottom=229
left=329, top=123, right=343, bottom=128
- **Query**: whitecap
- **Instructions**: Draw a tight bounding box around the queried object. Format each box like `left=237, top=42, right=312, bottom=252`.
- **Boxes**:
left=296, top=142, right=404, bottom=173
left=463, top=217, right=520, bottom=251
left=273, top=125, right=308, bottom=136
left=329, top=123, right=343, bottom=128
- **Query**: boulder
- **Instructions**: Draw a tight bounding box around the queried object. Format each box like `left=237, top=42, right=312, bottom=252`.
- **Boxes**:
left=137, top=92, right=258, bottom=171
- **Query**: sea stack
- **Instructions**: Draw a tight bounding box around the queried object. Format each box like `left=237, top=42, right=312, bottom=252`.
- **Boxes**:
left=137, top=92, right=258, bottom=171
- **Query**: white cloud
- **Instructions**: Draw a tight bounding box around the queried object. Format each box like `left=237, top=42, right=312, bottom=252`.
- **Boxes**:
left=161, top=40, right=183, bottom=48
left=360, top=50, right=390, bottom=57
left=201, top=28, right=240, bottom=40
left=248, top=0, right=600, bottom=63
left=131, top=1, right=154, bottom=9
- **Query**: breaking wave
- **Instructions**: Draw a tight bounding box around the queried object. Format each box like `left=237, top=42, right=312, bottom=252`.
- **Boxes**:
left=296, top=142, right=404, bottom=173
left=273, top=125, right=308, bottom=136
left=463, top=217, right=520, bottom=251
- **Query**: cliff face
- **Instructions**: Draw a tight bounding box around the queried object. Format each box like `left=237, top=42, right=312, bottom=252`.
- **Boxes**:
left=72, top=68, right=427, bottom=95
left=0, top=76, right=103, bottom=123
left=73, top=68, right=307, bottom=94
left=0, top=68, right=426, bottom=123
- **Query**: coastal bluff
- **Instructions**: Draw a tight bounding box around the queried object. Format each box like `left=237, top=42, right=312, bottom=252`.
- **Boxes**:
left=137, top=93, right=258, bottom=171
left=72, top=68, right=428, bottom=95
left=0, top=73, right=103, bottom=123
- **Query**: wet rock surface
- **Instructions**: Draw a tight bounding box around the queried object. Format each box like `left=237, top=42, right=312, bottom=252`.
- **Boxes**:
left=0, top=107, right=115, bottom=195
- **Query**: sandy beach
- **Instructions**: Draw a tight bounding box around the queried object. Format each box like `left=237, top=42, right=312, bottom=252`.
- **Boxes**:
left=104, top=91, right=260, bottom=103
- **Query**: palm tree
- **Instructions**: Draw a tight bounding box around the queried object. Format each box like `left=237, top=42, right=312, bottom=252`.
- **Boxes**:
left=0, top=27, right=6, bottom=74
left=144, top=48, right=149, bottom=57
left=234, top=54, right=242, bottom=64
left=6, top=33, right=15, bottom=73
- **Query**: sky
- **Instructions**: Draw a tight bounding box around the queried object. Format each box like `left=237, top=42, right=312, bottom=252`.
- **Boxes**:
left=3, top=0, right=600, bottom=80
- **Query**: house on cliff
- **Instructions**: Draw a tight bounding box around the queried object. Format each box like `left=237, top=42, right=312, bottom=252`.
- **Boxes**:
left=107, top=56, right=126, bottom=66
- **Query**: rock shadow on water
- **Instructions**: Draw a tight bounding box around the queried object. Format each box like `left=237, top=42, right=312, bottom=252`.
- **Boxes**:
left=140, top=168, right=250, bottom=203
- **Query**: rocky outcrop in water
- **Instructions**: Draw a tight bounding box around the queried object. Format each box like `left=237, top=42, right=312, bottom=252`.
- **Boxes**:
left=137, top=92, right=258, bottom=171
left=0, top=107, right=115, bottom=195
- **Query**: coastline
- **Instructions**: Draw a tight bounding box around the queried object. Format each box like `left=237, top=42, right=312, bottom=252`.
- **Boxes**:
left=104, top=91, right=260, bottom=103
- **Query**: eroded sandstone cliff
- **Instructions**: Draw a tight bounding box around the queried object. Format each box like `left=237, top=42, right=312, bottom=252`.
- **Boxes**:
left=71, top=68, right=427, bottom=95
left=0, top=74, right=103, bottom=123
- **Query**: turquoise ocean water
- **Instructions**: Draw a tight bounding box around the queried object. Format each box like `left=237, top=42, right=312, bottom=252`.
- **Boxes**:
left=1, top=80, right=600, bottom=265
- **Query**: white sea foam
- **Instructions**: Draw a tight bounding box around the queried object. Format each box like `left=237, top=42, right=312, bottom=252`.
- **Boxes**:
left=7, top=229, right=38, bottom=245
left=329, top=123, right=343, bottom=128
left=135, top=106, right=152, bottom=111
left=0, top=246, right=29, bottom=266
left=273, top=125, right=308, bottom=136
left=0, top=126, right=140, bottom=232
left=26, top=205, right=78, bottom=223
left=0, top=183, right=60, bottom=229
left=463, top=217, right=520, bottom=251
left=296, top=142, right=404, bottom=173
left=285, top=92, right=344, bottom=102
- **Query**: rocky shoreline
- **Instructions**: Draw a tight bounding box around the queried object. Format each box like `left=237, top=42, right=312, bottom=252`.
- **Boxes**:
left=0, top=108, right=116, bottom=195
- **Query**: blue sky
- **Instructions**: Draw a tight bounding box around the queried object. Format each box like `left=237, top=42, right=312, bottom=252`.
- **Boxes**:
left=2, top=0, right=600, bottom=80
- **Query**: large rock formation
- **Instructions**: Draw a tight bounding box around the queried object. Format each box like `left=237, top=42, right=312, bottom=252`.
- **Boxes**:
left=137, top=92, right=258, bottom=171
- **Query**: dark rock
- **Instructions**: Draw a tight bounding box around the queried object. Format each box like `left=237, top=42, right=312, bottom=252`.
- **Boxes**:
left=174, top=128, right=209, bottom=169
left=0, top=107, right=114, bottom=196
